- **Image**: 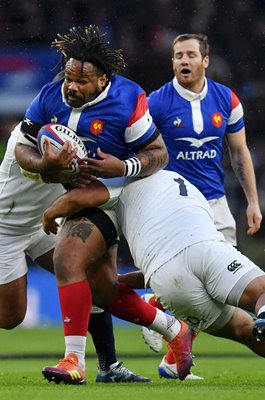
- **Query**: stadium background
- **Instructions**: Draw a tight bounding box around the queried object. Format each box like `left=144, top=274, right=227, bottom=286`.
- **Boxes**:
left=0, top=0, right=264, bottom=326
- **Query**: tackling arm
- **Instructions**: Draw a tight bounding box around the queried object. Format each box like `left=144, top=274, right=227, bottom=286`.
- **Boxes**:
left=117, top=271, right=145, bottom=289
left=42, top=181, right=110, bottom=234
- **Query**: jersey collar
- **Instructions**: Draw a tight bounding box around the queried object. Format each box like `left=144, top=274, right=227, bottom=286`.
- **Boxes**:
left=173, top=77, right=208, bottom=101
left=61, top=81, right=111, bottom=109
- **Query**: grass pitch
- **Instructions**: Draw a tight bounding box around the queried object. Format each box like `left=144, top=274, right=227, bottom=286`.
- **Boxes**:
left=0, top=326, right=264, bottom=400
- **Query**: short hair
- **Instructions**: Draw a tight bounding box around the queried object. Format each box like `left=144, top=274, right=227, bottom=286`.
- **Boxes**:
left=172, top=33, right=209, bottom=58
left=51, top=25, right=126, bottom=79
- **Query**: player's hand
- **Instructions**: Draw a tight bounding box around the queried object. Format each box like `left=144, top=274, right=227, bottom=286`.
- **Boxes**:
left=117, top=271, right=145, bottom=289
left=80, top=148, right=125, bottom=178
left=42, top=211, right=59, bottom=235
left=70, top=169, right=98, bottom=188
left=246, top=204, right=262, bottom=235
left=40, top=140, right=77, bottom=182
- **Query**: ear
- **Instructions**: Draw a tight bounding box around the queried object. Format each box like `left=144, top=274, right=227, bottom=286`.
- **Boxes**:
left=203, top=55, right=209, bottom=69
left=98, top=74, right=108, bottom=90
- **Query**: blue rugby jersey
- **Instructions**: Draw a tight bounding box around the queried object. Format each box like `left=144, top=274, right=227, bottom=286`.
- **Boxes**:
left=21, top=75, right=157, bottom=160
left=148, top=77, right=244, bottom=200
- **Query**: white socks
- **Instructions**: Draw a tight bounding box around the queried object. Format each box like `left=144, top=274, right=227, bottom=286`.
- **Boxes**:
left=65, top=335, right=86, bottom=369
left=148, top=309, right=181, bottom=340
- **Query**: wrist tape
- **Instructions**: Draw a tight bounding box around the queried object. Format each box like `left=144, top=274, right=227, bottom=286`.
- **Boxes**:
left=124, top=157, right=142, bottom=176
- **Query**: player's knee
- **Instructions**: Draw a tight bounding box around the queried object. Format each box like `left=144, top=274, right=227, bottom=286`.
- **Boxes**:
left=0, top=313, right=25, bottom=329
left=53, top=254, right=72, bottom=283
left=230, top=313, right=254, bottom=343
left=92, top=282, right=119, bottom=309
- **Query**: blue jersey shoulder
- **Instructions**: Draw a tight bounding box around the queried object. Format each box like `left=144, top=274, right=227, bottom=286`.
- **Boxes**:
left=110, top=75, right=145, bottom=111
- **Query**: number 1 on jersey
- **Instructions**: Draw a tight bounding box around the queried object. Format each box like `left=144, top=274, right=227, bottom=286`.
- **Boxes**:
left=174, top=177, right=188, bottom=196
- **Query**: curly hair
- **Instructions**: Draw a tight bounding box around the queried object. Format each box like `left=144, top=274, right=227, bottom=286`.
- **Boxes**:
left=51, top=25, right=126, bottom=78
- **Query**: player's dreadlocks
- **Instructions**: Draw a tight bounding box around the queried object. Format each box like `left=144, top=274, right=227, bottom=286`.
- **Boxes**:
left=52, top=25, right=126, bottom=79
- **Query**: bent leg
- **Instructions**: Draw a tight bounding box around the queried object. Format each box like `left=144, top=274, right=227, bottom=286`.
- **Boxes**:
left=210, top=307, right=265, bottom=357
left=54, top=216, right=108, bottom=285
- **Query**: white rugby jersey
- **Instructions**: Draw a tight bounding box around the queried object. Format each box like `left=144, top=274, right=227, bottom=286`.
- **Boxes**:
left=116, top=170, right=225, bottom=285
left=0, top=123, right=64, bottom=234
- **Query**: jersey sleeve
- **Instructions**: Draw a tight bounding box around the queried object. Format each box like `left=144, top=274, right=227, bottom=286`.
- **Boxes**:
left=124, top=91, right=157, bottom=150
left=226, top=90, right=244, bottom=133
left=20, top=83, right=54, bottom=146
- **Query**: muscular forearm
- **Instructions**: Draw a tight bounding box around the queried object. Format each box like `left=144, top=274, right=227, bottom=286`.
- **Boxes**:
left=44, top=192, right=82, bottom=221
left=46, top=182, right=110, bottom=220
left=15, top=143, right=43, bottom=173
left=136, top=134, right=168, bottom=177
left=231, top=148, right=259, bottom=204
left=15, top=141, right=84, bottom=184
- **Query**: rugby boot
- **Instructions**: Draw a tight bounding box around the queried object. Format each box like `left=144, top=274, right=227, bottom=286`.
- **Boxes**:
left=42, top=353, right=86, bottom=384
left=163, top=320, right=193, bottom=380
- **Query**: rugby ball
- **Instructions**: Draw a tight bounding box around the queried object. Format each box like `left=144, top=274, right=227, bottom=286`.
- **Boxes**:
left=37, top=123, right=87, bottom=172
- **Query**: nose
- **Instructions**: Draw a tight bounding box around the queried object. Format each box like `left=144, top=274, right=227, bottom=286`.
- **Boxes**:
left=68, top=81, right=79, bottom=91
left=180, top=54, right=189, bottom=64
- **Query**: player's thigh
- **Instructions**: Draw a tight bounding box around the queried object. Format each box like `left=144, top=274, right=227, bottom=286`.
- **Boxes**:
left=54, top=208, right=118, bottom=283
left=54, top=218, right=107, bottom=283
left=211, top=307, right=265, bottom=357
left=210, top=307, right=254, bottom=341
left=149, top=251, right=229, bottom=332
left=191, top=240, right=264, bottom=305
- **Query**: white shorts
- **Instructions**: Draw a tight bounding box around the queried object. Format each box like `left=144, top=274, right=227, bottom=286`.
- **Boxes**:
left=208, top=195, right=236, bottom=246
left=0, top=229, right=57, bottom=284
left=97, top=177, right=125, bottom=236
left=150, top=239, right=264, bottom=332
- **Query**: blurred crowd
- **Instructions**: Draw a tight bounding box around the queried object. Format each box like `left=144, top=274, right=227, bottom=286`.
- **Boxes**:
left=0, top=0, right=264, bottom=265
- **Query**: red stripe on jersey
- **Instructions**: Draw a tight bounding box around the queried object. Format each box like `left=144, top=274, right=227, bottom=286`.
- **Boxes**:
left=128, top=92, right=148, bottom=127
left=231, top=90, right=240, bottom=110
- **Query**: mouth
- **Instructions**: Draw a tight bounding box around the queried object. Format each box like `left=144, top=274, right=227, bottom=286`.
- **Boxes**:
left=67, top=93, right=80, bottom=101
left=180, top=68, right=191, bottom=76
left=66, top=93, right=83, bottom=107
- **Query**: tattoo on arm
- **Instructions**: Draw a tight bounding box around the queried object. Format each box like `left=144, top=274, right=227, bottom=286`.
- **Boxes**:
left=137, top=135, right=168, bottom=177
left=61, top=218, right=94, bottom=243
